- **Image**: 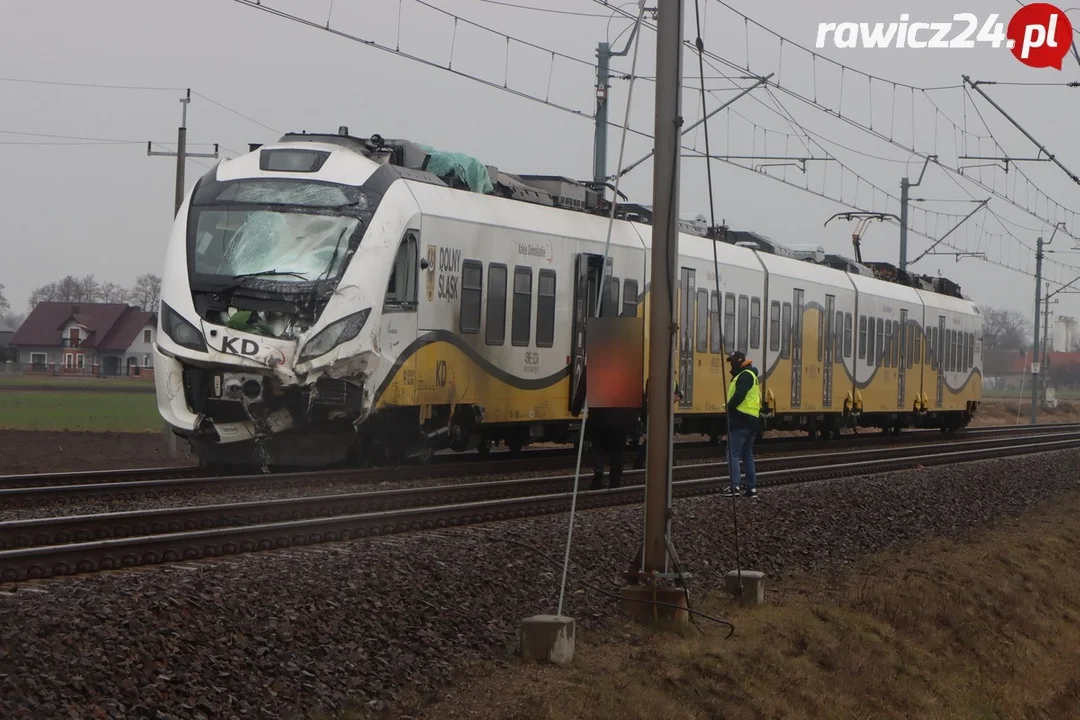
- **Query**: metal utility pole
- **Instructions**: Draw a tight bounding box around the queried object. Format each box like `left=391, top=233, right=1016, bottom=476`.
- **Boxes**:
left=148, top=89, right=219, bottom=457
left=899, top=155, right=936, bottom=273
left=593, top=24, right=643, bottom=187
left=1031, top=222, right=1069, bottom=423
left=642, top=0, right=683, bottom=577
left=1032, top=236, right=1044, bottom=425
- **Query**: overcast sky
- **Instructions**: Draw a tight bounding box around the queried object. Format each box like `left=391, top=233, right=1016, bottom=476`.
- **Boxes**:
left=2, top=0, right=1078, bottom=331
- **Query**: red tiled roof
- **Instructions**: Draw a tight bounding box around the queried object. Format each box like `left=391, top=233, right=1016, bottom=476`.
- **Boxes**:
left=11, top=302, right=137, bottom=350
left=96, top=310, right=155, bottom=351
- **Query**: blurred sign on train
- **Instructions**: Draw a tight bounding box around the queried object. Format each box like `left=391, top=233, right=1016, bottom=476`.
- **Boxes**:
left=586, top=316, right=644, bottom=408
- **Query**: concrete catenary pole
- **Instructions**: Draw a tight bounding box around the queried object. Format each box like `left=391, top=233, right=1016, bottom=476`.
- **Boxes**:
left=148, top=89, right=219, bottom=457
left=643, top=0, right=684, bottom=574
left=593, top=20, right=644, bottom=188
left=1032, top=237, right=1043, bottom=425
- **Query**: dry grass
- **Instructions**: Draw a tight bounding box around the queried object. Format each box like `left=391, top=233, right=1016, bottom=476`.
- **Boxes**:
left=971, top=397, right=1080, bottom=426
left=382, top=491, right=1080, bottom=720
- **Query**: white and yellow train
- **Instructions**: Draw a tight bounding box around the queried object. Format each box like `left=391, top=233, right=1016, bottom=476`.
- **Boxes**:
left=154, top=129, right=983, bottom=468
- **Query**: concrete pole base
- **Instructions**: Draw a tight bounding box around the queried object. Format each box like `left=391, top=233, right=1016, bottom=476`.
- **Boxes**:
left=619, top=585, right=689, bottom=626
left=519, top=615, right=575, bottom=665
left=725, top=570, right=766, bottom=605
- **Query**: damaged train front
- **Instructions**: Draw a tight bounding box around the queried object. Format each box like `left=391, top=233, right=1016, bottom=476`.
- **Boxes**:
left=155, top=169, right=388, bottom=468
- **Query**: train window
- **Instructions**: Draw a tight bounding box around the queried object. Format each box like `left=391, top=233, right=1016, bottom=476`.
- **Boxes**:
left=872, top=317, right=881, bottom=369
left=945, top=329, right=953, bottom=372
left=512, top=266, right=533, bottom=347
left=385, top=232, right=418, bottom=307
left=750, top=298, right=762, bottom=350
left=834, top=310, right=843, bottom=362
left=486, top=264, right=507, bottom=346
left=769, top=301, right=781, bottom=352
left=781, top=302, right=792, bottom=358
left=913, top=328, right=922, bottom=367
left=858, top=316, right=867, bottom=360
left=865, top=317, right=873, bottom=366
left=737, top=295, right=749, bottom=353
left=622, top=280, right=638, bottom=318
left=725, top=293, right=737, bottom=350
left=536, top=269, right=556, bottom=348
left=696, top=289, right=709, bottom=353
left=889, top=321, right=898, bottom=369
left=906, top=325, right=915, bottom=369
left=816, top=309, right=824, bottom=363
left=460, top=260, right=483, bottom=334
left=926, top=326, right=934, bottom=366
left=881, top=320, right=890, bottom=368
left=600, top=276, right=619, bottom=317
left=931, top=327, right=938, bottom=370
left=968, top=331, right=975, bottom=369
left=844, top=313, right=853, bottom=359
left=711, top=292, right=722, bottom=354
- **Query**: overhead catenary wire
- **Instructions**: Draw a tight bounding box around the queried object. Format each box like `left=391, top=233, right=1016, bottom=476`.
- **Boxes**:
left=229, top=0, right=597, bottom=118
left=475, top=0, right=614, bottom=18
left=591, top=0, right=1080, bottom=252
left=226, top=0, right=1055, bottom=280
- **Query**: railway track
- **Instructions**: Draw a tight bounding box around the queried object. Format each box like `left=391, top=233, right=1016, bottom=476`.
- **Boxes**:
left=2, top=428, right=1079, bottom=583
left=2, top=423, right=1074, bottom=509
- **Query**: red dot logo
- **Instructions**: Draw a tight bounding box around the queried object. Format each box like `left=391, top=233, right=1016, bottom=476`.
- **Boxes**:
left=1008, top=3, right=1073, bottom=69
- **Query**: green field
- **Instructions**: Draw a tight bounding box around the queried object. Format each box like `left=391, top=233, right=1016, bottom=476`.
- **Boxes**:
left=0, top=390, right=161, bottom=432
left=0, top=374, right=154, bottom=391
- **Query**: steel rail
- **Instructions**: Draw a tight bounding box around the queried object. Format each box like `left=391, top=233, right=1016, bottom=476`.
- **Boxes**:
left=5, top=421, right=1074, bottom=492
left=2, top=433, right=1078, bottom=582
left=2, top=422, right=1074, bottom=508
left=2, top=429, right=1077, bottom=550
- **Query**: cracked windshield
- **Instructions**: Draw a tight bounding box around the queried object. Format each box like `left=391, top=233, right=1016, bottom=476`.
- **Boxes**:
left=192, top=181, right=361, bottom=281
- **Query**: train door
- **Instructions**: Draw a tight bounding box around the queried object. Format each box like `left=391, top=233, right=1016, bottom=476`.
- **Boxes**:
left=679, top=267, right=695, bottom=407
left=791, top=288, right=804, bottom=408
left=382, top=231, right=420, bottom=406
left=936, top=315, right=946, bottom=408
left=823, top=294, right=835, bottom=407
left=569, top=252, right=612, bottom=414
left=897, top=309, right=908, bottom=408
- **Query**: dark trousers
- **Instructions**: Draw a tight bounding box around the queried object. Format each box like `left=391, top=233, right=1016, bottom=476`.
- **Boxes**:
left=592, top=428, right=626, bottom=489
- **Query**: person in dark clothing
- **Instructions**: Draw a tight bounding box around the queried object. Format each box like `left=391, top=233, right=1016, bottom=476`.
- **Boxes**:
left=588, top=405, right=638, bottom=490
left=720, top=350, right=761, bottom=499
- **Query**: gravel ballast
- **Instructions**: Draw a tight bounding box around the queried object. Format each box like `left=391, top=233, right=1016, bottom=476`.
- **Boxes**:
left=3, top=448, right=1080, bottom=719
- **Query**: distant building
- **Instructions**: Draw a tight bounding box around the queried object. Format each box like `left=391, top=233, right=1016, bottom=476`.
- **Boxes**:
left=1053, top=316, right=1078, bottom=352
left=10, top=302, right=156, bottom=376
left=0, top=319, right=15, bottom=363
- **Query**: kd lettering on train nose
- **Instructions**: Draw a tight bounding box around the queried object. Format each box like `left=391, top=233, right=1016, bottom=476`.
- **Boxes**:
left=221, top=336, right=260, bottom=357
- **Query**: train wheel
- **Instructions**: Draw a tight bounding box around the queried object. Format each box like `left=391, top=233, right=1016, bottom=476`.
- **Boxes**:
left=477, top=438, right=491, bottom=457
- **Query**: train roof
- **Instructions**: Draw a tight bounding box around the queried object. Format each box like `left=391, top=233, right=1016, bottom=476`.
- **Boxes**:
left=233, top=127, right=972, bottom=304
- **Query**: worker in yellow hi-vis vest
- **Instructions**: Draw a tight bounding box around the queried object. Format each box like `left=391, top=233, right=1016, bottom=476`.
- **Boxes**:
left=720, top=350, right=761, bottom=500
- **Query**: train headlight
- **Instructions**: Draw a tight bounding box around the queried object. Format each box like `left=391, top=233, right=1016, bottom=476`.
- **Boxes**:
left=161, top=302, right=208, bottom=353
left=298, top=309, right=371, bottom=363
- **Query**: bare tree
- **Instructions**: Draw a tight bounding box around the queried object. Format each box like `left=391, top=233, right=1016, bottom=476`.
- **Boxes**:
left=982, top=307, right=1031, bottom=352
left=0, top=283, right=8, bottom=320
left=99, top=282, right=129, bottom=303
left=129, top=274, right=161, bottom=312
left=78, top=275, right=101, bottom=303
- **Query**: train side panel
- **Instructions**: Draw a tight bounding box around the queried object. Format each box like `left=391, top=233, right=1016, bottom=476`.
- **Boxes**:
left=848, top=275, right=926, bottom=420
left=755, top=255, right=857, bottom=421
left=675, top=237, right=767, bottom=423
left=918, top=291, right=982, bottom=418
